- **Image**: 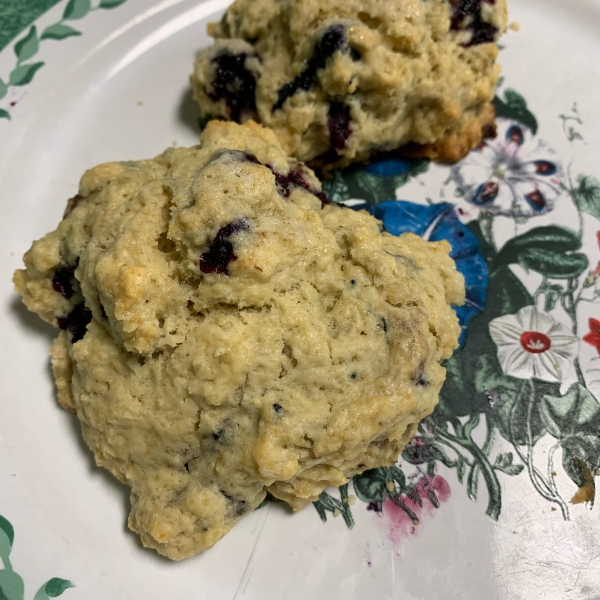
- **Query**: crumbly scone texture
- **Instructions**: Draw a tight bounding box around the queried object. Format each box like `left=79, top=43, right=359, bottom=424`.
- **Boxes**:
left=190, top=0, right=507, bottom=166
left=14, top=120, right=464, bottom=560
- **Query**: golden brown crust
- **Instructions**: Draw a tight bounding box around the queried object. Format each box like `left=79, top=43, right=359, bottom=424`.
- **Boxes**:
left=399, top=103, right=497, bottom=163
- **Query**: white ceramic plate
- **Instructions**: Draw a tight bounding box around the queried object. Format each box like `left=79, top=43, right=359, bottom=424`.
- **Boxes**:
left=1, top=1, right=600, bottom=598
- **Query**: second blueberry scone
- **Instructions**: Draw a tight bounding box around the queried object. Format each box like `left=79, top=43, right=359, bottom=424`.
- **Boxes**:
left=14, top=120, right=464, bottom=560
left=190, top=0, right=507, bottom=168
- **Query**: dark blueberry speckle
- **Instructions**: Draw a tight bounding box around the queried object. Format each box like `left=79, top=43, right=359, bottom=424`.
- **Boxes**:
left=328, top=102, right=352, bottom=150
left=57, top=303, right=92, bottom=343
left=220, top=489, right=248, bottom=515
left=451, top=0, right=498, bottom=47
left=273, top=25, right=358, bottom=112
left=243, top=153, right=329, bottom=205
left=381, top=318, right=387, bottom=333
left=350, top=372, right=357, bottom=380
left=416, top=376, right=428, bottom=387
left=243, top=152, right=261, bottom=165
left=52, top=266, right=76, bottom=299
left=210, top=53, right=258, bottom=122
left=200, top=220, right=250, bottom=275
left=273, top=403, right=283, bottom=413
left=272, top=168, right=329, bottom=205
left=220, top=489, right=234, bottom=501
left=350, top=47, right=361, bottom=62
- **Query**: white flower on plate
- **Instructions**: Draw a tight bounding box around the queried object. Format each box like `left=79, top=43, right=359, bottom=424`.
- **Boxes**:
left=451, top=119, right=563, bottom=218
left=489, top=306, right=578, bottom=383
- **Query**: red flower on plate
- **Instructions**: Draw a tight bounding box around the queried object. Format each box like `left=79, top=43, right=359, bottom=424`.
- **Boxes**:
left=583, top=318, right=600, bottom=355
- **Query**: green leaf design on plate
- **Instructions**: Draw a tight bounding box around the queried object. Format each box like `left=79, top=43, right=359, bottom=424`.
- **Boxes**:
left=353, top=469, right=388, bottom=504
left=14, top=27, right=39, bottom=63
left=33, top=578, right=74, bottom=600
left=0, top=109, right=9, bottom=121
left=41, top=24, right=82, bottom=41
left=518, top=248, right=588, bottom=279
left=456, top=457, right=466, bottom=483
left=493, top=225, right=588, bottom=280
left=494, top=379, right=559, bottom=447
left=63, top=0, right=91, bottom=20
left=99, top=0, right=128, bottom=8
left=402, top=438, right=454, bottom=468
left=493, top=452, right=525, bottom=476
left=9, top=62, right=45, bottom=86
left=572, top=174, right=600, bottom=221
left=493, top=88, right=538, bottom=134
left=541, top=283, right=564, bottom=312
left=0, top=78, right=7, bottom=101
left=467, top=460, right=479, bottom=500
left=541, top=384, right=600, bottom=439
left=0, top=517, right=14, bottom=558
left=0, top=571, right=24, bottom=600
left=352, top=467, right=423, bottom=523
left=45, top=578, right=74, bottom=598
left=562, top=439, right=600, bottom=494
left=494, top=225, right=581, bottom=267
left=540, top=384, right=600, bottom=492
left=312, top=484, right=355, bottom=527
left=321, top=158, right=429, bottom=204
left=478, top=267, right=534, bottom=339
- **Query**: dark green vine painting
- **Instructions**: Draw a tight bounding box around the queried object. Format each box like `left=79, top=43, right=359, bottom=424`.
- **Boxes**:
left=0, top=0, right=129, bottom=120
left=0, top=514, right=74, bottom=600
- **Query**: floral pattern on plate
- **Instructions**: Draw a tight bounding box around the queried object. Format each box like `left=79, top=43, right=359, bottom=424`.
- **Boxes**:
left=315, top=86, right=600, bottom=530
left=489, top=306, right=579, bottom=383
left=450, top=119, right=563, bottom=219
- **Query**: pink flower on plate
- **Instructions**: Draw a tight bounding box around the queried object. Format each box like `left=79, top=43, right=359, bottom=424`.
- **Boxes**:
left=489, top=306, right=578, bottom=383
left=451, top=119, right=563, bottom=218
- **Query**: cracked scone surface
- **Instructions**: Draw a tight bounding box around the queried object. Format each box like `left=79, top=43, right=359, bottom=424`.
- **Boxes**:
left=14, top=120, right=464, bottom=560
left=190, top=0, right=507, bottom=166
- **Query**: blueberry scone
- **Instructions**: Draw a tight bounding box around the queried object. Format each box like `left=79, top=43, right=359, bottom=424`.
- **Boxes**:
left=190, top=0, right=507, bottom=169
left=14, top=120, right=464, bottom=560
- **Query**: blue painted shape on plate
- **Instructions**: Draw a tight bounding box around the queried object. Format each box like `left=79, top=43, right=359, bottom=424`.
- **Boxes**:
left=364, top=157, right=414, bottom=177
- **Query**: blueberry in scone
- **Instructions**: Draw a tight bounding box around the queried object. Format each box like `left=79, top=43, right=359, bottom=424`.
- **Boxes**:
left=190, top=0, right=508, bottom=169
left=14, top=120, right=464, bottom=560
